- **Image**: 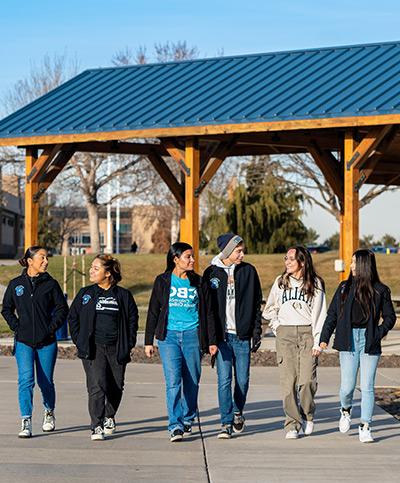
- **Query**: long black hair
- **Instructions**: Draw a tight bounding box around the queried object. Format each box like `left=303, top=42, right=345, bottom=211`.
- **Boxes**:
left=341, top=249, right=380, bottom=319
left=278, top=245, right=325, bottom=300
left=166, top=242, right=194, bottom=272
left=19, top=246, right=47, bottom=268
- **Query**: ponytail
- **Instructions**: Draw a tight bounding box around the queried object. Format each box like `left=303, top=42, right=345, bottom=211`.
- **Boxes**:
left=94, top=254, right=122, bottom=285
left=19, top=246, right=47, bottom=267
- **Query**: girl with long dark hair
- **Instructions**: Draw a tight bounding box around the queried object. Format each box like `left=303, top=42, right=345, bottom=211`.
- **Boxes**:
left=1, top=246, right=68, bottom=438
left=319, top=249, right=396, bottom=443
left=263, top=246, right=326, bottom=439
left=68, top=255, right=138, bottom=441
left=145, top=242, right=212, bottom=442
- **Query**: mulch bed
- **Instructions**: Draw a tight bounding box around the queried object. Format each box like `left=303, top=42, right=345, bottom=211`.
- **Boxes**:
left=375, top=387, right=400, bottom=420
left=2, top=344, right=400, bottom=368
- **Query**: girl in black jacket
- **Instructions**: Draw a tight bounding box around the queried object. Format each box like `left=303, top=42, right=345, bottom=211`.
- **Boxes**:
left=68, top=255, right=138, bottom=441
left=1, top=246, right=68, bottom=438
left=319, top=249, right=396, bottom=443
left=145, top=242, right=212, bottom=442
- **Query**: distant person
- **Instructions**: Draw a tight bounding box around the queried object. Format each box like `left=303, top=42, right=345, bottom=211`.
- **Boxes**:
left=319, top=249, right=396, bottom=443
left=263, top=246, right=326, bottom=439
left=68, top=255, right=138, bottom=441
left=145, top=242, right=212, bottom=442
left=1, top=246, right=68, bottom=438
left=130, top=241, right=138, bottom=254
left=204, top=233, right=263, bottom=439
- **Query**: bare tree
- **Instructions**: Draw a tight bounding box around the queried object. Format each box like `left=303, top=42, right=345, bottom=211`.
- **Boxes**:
left=277, top=153, right=399, bottom=221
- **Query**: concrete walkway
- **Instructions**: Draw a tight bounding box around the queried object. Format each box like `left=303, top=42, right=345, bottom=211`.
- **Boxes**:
left=0, top=358, right=399, bottom=482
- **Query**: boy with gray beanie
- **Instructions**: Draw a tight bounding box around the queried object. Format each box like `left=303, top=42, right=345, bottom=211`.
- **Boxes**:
left=203, top=233, right=263, bottom=438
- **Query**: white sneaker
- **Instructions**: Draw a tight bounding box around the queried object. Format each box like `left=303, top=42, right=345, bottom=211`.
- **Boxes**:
left=339, top=408, right=351, bottom=433
left=91, top=426, right=105, bottom=441
left=303, top=420, right=314, bottom=436
left=359, top=423, right=374, bottom=443
left=285, top=429, right=299, bottom=439
left=18, top=418, right=32, bottom=438
left=42, top=409, right=56, bottom=432
left=103, top=417, right=116, bottom=435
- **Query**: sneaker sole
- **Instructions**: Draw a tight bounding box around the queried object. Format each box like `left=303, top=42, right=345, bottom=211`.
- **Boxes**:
left=232, top=425, right=245, bottom=433
left=103, top=428, right=116, bottom=435
left=91, top=436, right=104, bottom=441
left=170, top=436, right=183, bottom=442
left=217, top=434, right=232, bottom=439
left=18, top=434, right=32, bottom=438
left=42, top=427, right=55, bottom=432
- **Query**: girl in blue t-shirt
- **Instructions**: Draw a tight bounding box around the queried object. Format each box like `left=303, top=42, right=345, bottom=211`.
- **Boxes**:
left=145, top=242, right=212, bottom=442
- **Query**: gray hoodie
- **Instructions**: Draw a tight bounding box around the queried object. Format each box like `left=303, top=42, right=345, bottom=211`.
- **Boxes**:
left=211, top=255, right=237, bottom=334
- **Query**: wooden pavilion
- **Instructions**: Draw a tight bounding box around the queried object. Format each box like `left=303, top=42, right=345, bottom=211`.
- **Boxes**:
left=0, top=40, right=399, bottom=275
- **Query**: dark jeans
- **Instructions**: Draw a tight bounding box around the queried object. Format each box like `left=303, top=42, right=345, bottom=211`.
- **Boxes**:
left=82, top=344, right=126, bottom=429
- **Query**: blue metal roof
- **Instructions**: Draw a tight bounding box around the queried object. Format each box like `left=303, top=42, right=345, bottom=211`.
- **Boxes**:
left=1, top=40, right=400, bottom=141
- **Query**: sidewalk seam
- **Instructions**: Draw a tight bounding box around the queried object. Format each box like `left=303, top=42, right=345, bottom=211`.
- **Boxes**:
left=197, top=409, right=211, bottom=483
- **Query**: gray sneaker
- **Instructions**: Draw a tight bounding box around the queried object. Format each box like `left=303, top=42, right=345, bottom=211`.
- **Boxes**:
left=217, top=424, right=233, bottom=439
left=104, top=417, right=116, bottom=435
left=18, top=418, right=32, bottom=438
left=233, top=412, right=245, bottom=433
left=42, top=409, right=56, bottom=432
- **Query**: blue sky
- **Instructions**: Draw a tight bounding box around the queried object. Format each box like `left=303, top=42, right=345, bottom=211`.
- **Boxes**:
left=1, top=0, right=399, bottom=241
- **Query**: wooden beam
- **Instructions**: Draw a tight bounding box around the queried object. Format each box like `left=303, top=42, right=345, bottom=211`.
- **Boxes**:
left=342, top=131, right=359, bottom=280
left=25, top=148, right=39, bottom=249
left=308, top=143, right=344, bottom=201
left=354, top=126, right=398, bottom=190
left=3, top=113, right=400, bottom=147
left=146, top=151, right=184, bottom=206
left=195, top=137, right=238, bottom=197
left=33, top=148, right=75, bottom=201
left=346, top=125, right=392, bottom=171
left=180, top=138, right=200, bottom=271
left=162, top=139, right=190, bottom=176
left=27, top=144, right=62, bottom=182
left=73, top=141, right=168, bottom=156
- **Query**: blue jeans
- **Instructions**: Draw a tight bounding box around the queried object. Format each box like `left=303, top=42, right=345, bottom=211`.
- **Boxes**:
left=216, top=333, right=251, bottom=425
left=339, top=328, right=380, bottom=424
left=15, top=341, right=58, bottom=418
left=158, top=328, right=201, bottom=432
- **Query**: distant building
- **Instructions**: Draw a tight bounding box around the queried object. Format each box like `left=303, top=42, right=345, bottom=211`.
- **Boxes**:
left=0, top=174, right=24, bottom=258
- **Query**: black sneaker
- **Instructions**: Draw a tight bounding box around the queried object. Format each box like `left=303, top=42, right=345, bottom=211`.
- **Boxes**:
left=217, top=424, right=233, bottom=439
left=91, top=426, right=104, bottom=441
left=233, top=412, right=245, bottom=433
left=170, top=429, right=184, bottom=442
left=104, top=417, right=116, bottom=435
left=183, top=424, right=192, bottom=434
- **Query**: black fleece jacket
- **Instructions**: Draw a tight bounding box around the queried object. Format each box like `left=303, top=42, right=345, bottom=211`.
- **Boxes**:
left=68, top=284, right=138, bottom=364
left=202, top=261, right=263, bottom=345
left=1, top=271, right=68, bottom=348
left=320, top=281, right=396, bottom=355
left=145, top=271, right=213, bottom=353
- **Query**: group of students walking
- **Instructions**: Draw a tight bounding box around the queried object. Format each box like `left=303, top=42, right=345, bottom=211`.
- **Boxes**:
left=1, top=234, right=396, bottom=444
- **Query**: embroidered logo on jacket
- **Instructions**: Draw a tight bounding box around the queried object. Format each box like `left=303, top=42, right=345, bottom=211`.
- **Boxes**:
left=210, top=277, right=220, bottom=289
left=15, top=285, right=24, bottom=297
left=82, top=294, right=91, bottom=305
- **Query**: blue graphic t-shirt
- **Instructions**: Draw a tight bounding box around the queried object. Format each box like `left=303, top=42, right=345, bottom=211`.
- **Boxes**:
left=167, top=274, right=199, bottom=331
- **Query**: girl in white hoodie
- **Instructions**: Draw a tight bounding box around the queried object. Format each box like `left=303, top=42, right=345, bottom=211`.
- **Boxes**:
left=263, top=246, right=326, bottom=439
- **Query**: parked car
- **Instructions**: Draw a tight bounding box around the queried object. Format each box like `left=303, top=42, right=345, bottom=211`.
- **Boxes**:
left=306, top=244, right=331, bottom=254
left=371, top=246, right=398, bottom=254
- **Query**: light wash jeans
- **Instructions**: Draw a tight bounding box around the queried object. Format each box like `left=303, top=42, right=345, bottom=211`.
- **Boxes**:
left=15, top=341, right=58, bottom=418
left=158, top=328, right=201, bottom=432
left=339, top=328, right=380, bottom=424
left=216, top=333, right=251, bottom=426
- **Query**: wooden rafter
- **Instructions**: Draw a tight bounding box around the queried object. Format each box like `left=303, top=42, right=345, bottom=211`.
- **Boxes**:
left=146, top=151, right=184, bottom=206
left=27, top=144, right=62, bottom=183
left=73, top=141, right=167, bottom=156
left=308, top=142, right=344, bottom=201
left=346, top=125, right=392, bottom=171
left=354, top=126, right=398, bottom=191
left=162, top=139, right=190, bottom=176
left=194, top=136, right=238, bottom=197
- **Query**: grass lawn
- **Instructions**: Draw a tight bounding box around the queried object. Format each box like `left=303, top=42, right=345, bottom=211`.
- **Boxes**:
left=1, top=252, right=399, bottom=335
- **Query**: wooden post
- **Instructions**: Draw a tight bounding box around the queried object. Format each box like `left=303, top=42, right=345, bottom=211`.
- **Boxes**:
left=25, top=148, right=39, bottom=249
left=72, top=254, right=77, bottom=298
left=180, top=138, right=200, bottom=271
left=342, top=132, right=359, bottom=279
